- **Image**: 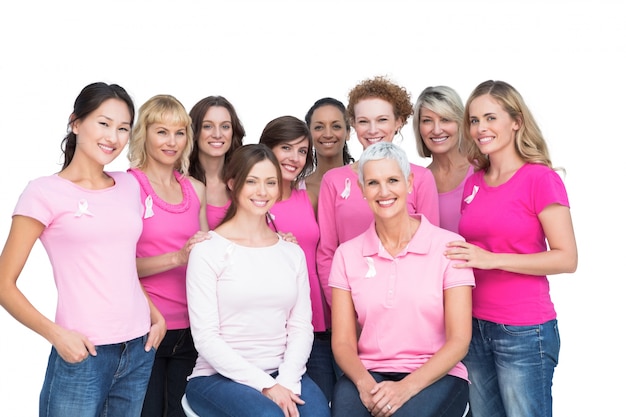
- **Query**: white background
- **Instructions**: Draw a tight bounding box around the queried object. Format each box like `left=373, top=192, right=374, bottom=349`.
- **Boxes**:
left=1, top=1, right=624, bottom=415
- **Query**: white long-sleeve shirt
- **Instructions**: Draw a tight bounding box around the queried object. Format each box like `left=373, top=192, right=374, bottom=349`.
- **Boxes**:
left=186, top=231, right=313, bottom=394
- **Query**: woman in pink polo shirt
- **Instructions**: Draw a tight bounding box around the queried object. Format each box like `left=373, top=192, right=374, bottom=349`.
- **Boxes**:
left=329, top=142, right=474, bottom=417
left=317, top=76, right=440, bottom=311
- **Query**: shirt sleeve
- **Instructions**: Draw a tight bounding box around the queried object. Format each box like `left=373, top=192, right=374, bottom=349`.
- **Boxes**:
left=13, top=179, right=54, bottom=226
left=328, top=244, right=350, bottom=291
left=411, top=166, right=440, bottom=226
left=316, top=172, right=339, bottom=309
left=533, top=169, right=570, bottom=213
left=276, top=249, right=313, bottom=394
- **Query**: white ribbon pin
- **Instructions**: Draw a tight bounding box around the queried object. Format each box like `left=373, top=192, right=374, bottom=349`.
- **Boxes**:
left=340, top=178, right=351, bottom=199
left=463, top=185, right=479, bottom=204
left=144, top=195, right=154, bottom=219
left=364, top=257, right=376, bottom=278
left=74, top=199, right=94, bottom=217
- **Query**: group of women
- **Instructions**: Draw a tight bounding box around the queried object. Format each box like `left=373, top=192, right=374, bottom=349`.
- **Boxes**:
left=0, top=76, right=577, bottom=417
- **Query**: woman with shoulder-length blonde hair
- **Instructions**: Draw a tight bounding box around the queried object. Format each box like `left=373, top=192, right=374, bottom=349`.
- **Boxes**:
left=413, top=85, right=473, bottom=233
left=446, top=80, right=578, bottom=417
left=127, top=94, right=209, bottom=417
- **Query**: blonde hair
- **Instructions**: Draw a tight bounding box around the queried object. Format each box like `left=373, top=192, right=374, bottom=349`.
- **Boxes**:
left=413, top=85, right=466, bottom=158
left=128, top=94, right=194, bottom=174
left=463, top=80, right=552, bottom=171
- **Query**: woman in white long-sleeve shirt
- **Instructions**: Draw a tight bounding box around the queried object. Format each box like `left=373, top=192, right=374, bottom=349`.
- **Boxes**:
left=185, top=144, right=330, bottom=417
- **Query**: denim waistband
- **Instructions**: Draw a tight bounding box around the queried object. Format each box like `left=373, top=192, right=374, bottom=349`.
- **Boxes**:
left=314, top=330, right=332, bottom=341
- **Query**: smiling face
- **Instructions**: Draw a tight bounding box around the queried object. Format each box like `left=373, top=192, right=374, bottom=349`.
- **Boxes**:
left=353, top=98, right=402, bottom=150
left=360, top=157, right=413, bottom=220
left=309, top=104, right=349, bottom=159
left=468, top=94, right=519, bottom=156
left=419, top=107, right=460, bottom=156
left=145, top=116, right=188, bottom=168
left=271, top=136, right=309, bottom=184
left=72, top=98, right=132, bottom=166
left=234, top=158, right=280, bottom=216
left=197, top=106, right=233, bottom=158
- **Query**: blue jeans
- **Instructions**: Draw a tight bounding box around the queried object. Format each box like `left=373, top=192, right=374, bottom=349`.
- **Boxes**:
left=40, top=334, right=156, bottom=417
left=464, top=318, right=560, bottom=417
left=141, top=327, right=198, bottom=417
left=186, top=372, right=330, bottom=417
left=306, top=331, right=339, bottom=404
left=332, top=372, right=468, bottom=417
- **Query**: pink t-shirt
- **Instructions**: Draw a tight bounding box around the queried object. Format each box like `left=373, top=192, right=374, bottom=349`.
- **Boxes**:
left=458, top=163, right=570, bottom=325
left=129, top=168, right=202, bottom=330
left=329, top=215, right=474, bottom=380
left=438, top=166, right=474, bottom=234
left=317, top=164, right=439, bottom=307
left=13, top=172, right=150, bottom=345
left=186, top=232, right=312, bottom=394
left=269, top=189, right=328, bottom=331
left=207, top=201, right=230, bottom=230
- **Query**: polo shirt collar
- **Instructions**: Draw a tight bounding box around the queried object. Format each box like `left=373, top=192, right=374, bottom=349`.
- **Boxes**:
left=361, top=214, right=435, bottom=258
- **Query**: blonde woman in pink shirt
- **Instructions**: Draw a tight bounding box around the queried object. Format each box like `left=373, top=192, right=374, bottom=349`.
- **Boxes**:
left=329, top=142, right=474, bottom=417
left=127, top=94, right=209, bottom=417
left=317, top=76, right=440, bottom=309
left=414, top=86, right=473, bottom=234
left=446, top=80, right=578, bottom=417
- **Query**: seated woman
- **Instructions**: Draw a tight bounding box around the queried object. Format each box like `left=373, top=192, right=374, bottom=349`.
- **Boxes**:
left=185, top=144, right=329, bottom=417
left=329, top=142, right=474, bottom=417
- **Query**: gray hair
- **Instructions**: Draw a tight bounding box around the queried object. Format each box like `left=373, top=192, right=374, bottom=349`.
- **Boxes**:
left=358, top=142, right=411, bottom=185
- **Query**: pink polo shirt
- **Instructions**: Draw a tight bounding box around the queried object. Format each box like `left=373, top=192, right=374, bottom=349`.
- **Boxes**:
left=329, top=215, right=474, bottom=380
left=317, top=164, right=439, bottom=307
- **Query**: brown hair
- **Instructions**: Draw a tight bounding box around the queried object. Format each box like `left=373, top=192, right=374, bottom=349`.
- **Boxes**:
left=463, top=80, right=552, bottom=171
left=219, top=144, right=282, bottom=226
left=259, top=115, right=314, bottom=185
left=188, top=96, right=246, bottom=184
